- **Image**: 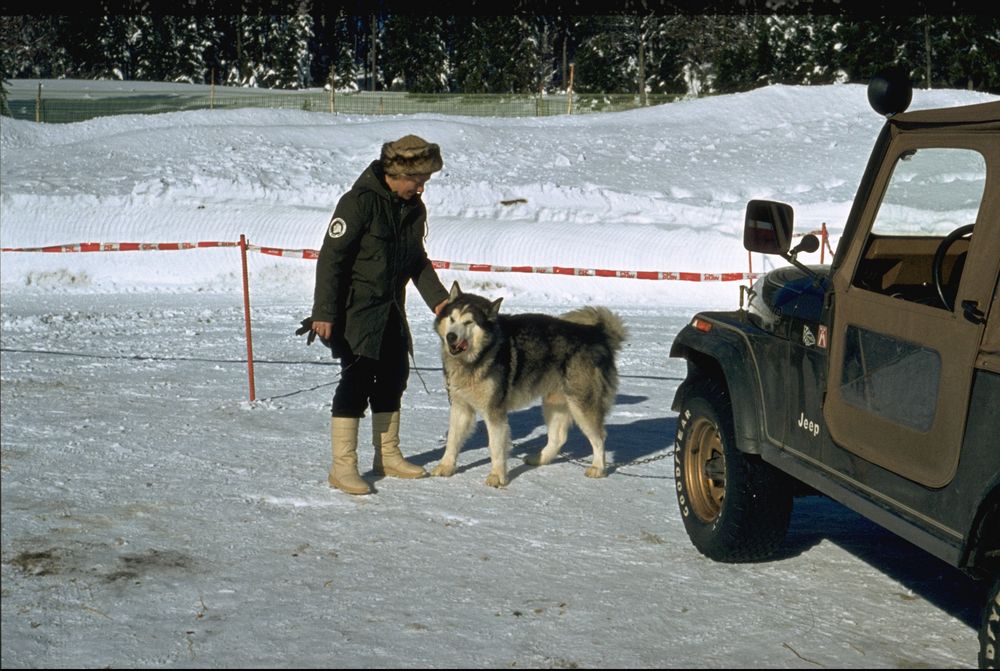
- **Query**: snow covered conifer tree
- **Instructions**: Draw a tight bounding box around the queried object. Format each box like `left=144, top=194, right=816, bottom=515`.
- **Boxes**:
left=381, top=14, right=448, bottom=92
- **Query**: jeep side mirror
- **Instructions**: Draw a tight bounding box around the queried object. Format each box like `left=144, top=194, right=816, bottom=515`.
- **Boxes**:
left=745, top=199, right=824, bottom=285
left=744, top=200, right=793, bottom=255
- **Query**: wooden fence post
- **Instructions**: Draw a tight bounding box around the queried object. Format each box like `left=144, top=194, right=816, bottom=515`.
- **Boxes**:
left=567, top=64, right=574, bottom=115
left=329, top=65, right=336, bottom=113
left=239, top=234, right=257, bottom=402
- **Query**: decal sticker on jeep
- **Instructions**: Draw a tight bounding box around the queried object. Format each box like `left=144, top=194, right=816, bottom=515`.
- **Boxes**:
left=797, top=412, right=820, bottom=437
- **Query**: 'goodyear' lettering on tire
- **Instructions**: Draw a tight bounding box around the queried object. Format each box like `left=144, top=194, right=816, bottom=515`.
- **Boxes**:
left=675, top=410, right=690, bottom=518
left=982, top=580, right=1000, bottom=669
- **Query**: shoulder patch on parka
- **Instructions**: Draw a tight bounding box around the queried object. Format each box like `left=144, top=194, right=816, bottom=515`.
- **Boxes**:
left=328, top=217, right=347, bottom=239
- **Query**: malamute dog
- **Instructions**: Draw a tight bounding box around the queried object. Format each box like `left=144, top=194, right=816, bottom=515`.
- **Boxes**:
left=432, top=282, right=627, bottom=487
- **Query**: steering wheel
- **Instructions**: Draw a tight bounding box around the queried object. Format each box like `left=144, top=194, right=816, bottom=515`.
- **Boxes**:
left=932, top=223, right=974, bottom=311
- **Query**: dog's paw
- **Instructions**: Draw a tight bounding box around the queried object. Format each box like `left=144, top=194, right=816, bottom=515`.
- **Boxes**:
left=484, top=472, right=508, bottom=488
left=584, top=466, right=607, bottom=479
left=523, top=454, right=543, bottom=466
left=430, top=463, right=456, bottom=478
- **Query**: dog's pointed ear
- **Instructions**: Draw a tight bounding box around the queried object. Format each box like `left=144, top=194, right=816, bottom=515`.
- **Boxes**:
left=489, top=297, right=503, bottom=317
left=449, top=281, right=461, bottom=301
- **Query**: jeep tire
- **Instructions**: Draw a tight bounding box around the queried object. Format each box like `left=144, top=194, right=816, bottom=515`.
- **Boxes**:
left=674, top=383, right=793, bottom=562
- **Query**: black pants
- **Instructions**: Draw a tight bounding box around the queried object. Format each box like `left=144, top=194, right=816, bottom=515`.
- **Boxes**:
left=331, top=311, right=409, bottom=418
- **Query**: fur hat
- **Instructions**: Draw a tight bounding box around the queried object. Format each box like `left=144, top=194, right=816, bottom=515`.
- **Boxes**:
left=380, top=135, right=443, bottom=177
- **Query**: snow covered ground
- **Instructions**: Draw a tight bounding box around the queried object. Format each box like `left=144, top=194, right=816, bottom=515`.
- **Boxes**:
left=1, top=81, right=996, bottom=668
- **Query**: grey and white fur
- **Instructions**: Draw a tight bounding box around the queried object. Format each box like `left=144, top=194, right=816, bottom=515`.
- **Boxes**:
left=432, top=282, right=627, bottom=487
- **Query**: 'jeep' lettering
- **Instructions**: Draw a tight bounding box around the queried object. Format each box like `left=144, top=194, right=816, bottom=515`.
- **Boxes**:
left=797, top=412, right=820, bottom=437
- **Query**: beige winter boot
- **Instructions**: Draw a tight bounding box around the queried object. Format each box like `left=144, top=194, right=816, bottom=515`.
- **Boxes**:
left=328, top=417, right=372, bottom=495
left=372, top=411, right=427, bottom=479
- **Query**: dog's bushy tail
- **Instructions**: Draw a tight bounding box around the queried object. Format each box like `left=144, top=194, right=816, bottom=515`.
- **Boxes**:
left=560, top=307, right=628, bottom=352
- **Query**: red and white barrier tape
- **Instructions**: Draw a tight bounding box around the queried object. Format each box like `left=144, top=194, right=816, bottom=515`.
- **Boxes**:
left=250, top=244, right=319, bottom=260
left=431, top=261, right=761, bottom=282
left=0, top=241, right=239, bottom=253
left=1, top=240, right=773, bottom=282
left=246, top=244, right=763, bottom=281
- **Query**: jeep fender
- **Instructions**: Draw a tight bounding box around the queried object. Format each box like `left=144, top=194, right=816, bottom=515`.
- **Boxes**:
left=670, top=320, right=767, bottom=455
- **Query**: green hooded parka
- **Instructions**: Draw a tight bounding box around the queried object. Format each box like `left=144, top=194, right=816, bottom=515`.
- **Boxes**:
left=311, top=160, right=449, bottom=360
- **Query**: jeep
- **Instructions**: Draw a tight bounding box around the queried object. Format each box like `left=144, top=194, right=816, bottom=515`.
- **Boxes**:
left=668, top=70, right=999, bottom=667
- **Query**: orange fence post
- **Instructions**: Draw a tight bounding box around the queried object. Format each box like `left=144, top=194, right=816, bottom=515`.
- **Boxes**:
left=239, top=234, right=257, bottom=402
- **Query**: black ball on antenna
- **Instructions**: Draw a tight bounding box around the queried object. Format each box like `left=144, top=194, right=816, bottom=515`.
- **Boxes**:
left=868, top=66, right=912, bottom=117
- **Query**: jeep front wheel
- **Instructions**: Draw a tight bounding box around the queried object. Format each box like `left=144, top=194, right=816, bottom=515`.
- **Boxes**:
left=674, top=384, right=793, bottom=562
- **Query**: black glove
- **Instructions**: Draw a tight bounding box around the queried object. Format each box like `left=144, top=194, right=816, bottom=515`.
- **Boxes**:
left=295, top=318, right=319, bottom=345
left=296, top=317, right=350, bottom=359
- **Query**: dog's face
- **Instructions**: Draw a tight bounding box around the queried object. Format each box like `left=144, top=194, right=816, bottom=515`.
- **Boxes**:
left=435, top=282, right=502, bottom=360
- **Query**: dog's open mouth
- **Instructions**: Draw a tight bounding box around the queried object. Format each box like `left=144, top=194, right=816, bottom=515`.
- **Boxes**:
left=448, top=339, right=469, bottom=356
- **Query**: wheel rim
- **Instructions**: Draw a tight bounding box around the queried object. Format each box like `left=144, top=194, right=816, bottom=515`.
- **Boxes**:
left=684, top=415, right=726, bottom=523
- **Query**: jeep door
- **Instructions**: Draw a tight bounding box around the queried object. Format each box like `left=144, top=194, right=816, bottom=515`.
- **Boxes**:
left=823, top=129, right=999, bottom=488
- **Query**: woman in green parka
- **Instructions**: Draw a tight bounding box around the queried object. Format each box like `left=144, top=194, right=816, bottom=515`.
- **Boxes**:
left=310, top=135, right=450, bottom=495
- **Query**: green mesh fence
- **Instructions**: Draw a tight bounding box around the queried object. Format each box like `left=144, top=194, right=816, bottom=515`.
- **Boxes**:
left=4, top=85, right=685, bottom=123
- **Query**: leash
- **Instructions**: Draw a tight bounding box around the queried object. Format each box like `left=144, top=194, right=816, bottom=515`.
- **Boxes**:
left=566, top=449, right=675, bottom=478
left=410, top=350, right=433, bottom=394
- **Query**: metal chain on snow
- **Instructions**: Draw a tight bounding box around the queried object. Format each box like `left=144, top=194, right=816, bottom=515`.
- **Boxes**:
left=566, top=448, right=676, bottom=479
